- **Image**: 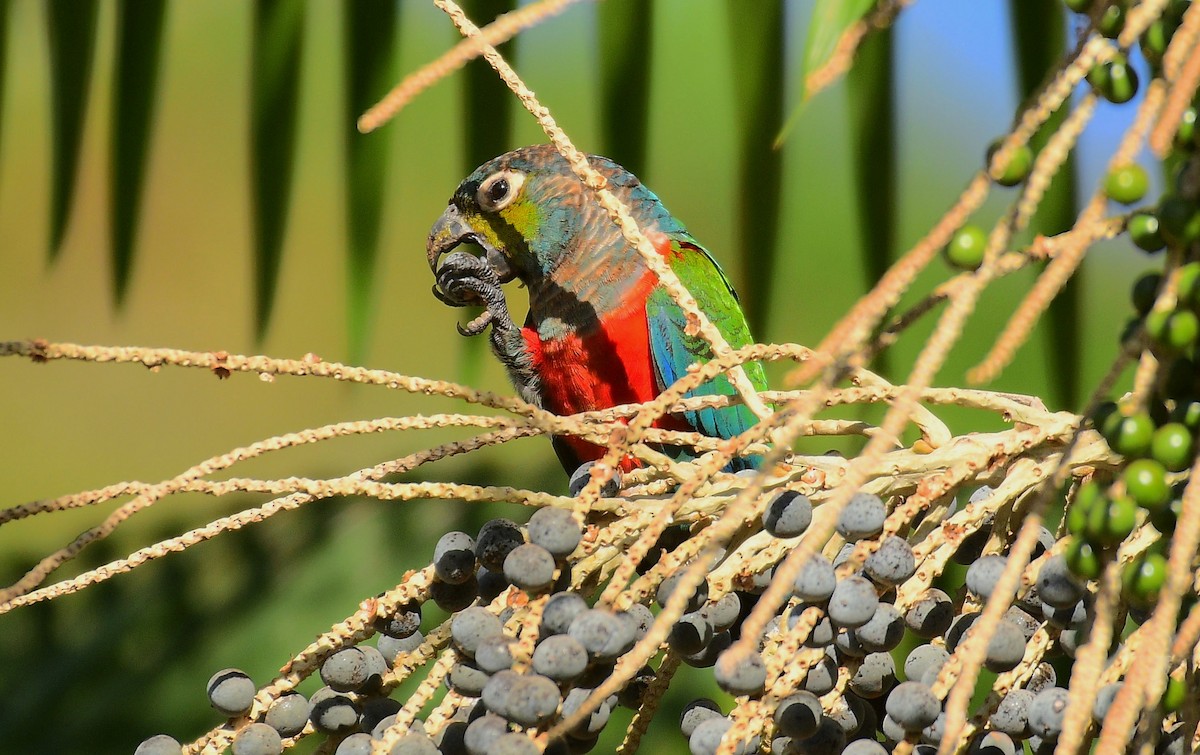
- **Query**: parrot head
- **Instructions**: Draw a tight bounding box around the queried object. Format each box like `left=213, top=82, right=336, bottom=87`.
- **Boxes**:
left=426, top=144, right=676, bottom=291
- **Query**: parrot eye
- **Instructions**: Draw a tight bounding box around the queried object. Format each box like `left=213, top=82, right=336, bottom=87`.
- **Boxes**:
left=488, top=178, right=509, bottom=202
left=477, top=170, right=524, bottom=212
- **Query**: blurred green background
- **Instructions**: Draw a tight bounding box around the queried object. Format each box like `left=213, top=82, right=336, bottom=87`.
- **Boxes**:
left=0, top=0, right=1151, bottom=752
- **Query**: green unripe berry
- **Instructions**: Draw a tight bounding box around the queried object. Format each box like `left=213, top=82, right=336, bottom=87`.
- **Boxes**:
left=1171, top=398, right=1200, bottom=431
left=1078, top=478, right=1105, bottom=506
left=1176, top=107, right=1197, bottom=151
left=1105, top=164, right=1149, bottom=204
left=1177, top=262, right=1200, bottom=307
left=1106, top=61, right=1139, bottom=103
left=1158, top=195, right=1200, bottom=245
left=986, top=140, right=1033, bottom=187
left=1141, top=17, right=1177, bottom=66
left=1064, top=537, right=1104, bottom=579
left=1064, top=0, right=1093, bottom=11
left=1148, top=309, right=1199, bottom=351
left=1100, top=404, right=1127, bottom=439
left=944, top=225, right=987, bottom=270
left=1104, top=412, right=1155, bottom=457
left=1084, top=493, right=1137, bottom=546
left=1172, top=310, right=1199, bottom=348
left=1151, top=422, right=1194, bottom=471
left=1066, top=480, right=1104, bottom=535
left=1123, top=458, right=1171, bottom=509
left=1128, top=212, right=1166, bottom=252
left=1162, top=675, right=1186, bottom=713
left=1131, top=272, right=1161, bottom=316
left=1144, top=307, right=1171, bottom=340
left=1065, top=506, right=1088, bottom=537
left=1122, top=551, right=1168, bottom=608
left=1088, top=56, right=1139, bottom=104
left=1097, top=3, right=1125, bottom=38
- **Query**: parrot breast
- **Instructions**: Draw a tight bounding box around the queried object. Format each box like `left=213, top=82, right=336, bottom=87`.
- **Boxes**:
left=522, top=268, right=685, bottom=467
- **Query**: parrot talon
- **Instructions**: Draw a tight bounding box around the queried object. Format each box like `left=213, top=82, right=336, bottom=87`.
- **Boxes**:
left=434, top=251, right=498, bottom=306
left=432, top=285, right=469, bottom=308
left=434, top=250, right=515, bottom=340
left=457, top=310, right=494, bottom=337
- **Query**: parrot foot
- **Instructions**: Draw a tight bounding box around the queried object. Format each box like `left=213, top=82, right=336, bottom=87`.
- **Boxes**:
left=434, top=250, right=513, bottom=338
left=433, top=250, right=495, bottom=306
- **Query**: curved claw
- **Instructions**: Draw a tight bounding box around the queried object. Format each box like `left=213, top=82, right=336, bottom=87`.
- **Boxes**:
left=434, top=252, right=496, bottom=306
left=457, top=310, right=494, bottom=337
left=433, top=250, right=513, bottom=340
left=432, top=284, right=468, bottom=308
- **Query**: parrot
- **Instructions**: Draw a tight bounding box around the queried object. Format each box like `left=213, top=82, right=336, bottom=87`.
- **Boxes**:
left=425, top=144, right=768, bottom=474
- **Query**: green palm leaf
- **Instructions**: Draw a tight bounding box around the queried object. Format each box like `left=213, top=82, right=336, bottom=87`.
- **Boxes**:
left=778, top=0, right=876, bottom=145
left=727, top=0, right=785, bottom=337
left=848, top=28, right=895, bottom=376
left=597, top=0, right=653, bottom=177
left=111, top=0, right=168, bottom=304
left=250, top=0, right=306, bottom=340
left=45, top=0, right=99, bottom=258
left=343, top=0, right=399, bottom=362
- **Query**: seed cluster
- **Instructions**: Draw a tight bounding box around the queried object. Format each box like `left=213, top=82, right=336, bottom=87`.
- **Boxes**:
left=132, top=442, right=1198, bottom=755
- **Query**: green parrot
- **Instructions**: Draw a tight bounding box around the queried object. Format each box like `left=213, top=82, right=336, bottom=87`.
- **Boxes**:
left=426, top=145, right=768, bottom=472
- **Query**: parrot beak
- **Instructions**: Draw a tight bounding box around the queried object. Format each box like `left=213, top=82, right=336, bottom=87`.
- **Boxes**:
left=426, top=203, right=475, bottom=273
left=426, top=203, right=516, bottom=283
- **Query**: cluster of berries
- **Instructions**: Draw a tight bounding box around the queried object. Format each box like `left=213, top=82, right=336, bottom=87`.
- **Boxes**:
left=135, top=432, right=1198, bottom=755
left=943, top=0, right=1194, bottom=272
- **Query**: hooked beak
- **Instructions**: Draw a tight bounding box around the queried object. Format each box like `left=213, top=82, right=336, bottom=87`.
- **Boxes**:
left=427, top=203, right=475, bottom=273
left=426, top=203, right=516, bottom=282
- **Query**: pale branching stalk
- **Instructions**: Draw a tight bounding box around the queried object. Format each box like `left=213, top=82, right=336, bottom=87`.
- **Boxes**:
left=968, top=80, right=1167, bottom=385
left=9, top=1, right=1200, bottom=753
left=356, top=0, right=588, bottom=133
left=1095, top=463, right=1200, bottom=754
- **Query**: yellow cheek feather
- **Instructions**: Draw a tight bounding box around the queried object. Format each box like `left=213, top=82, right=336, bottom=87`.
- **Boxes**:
left=469, top=200, right=538, bottom=255
left=499, top=200, right=539, bottom=240
left=475, top=220, right=506, bottom=251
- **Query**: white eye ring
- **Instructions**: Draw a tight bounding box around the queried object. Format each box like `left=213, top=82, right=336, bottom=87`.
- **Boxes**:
left=477, top=170, right=524, bottom=212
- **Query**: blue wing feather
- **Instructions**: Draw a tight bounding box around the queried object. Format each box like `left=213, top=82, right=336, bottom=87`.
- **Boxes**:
left=645, top=234, right=768, bottom=470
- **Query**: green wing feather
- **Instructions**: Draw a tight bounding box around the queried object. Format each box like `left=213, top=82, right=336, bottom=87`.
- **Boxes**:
left=645, top=234, right=768, bottom=468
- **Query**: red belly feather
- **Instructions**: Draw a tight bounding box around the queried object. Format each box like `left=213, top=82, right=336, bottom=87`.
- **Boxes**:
left=523, top=269, right=684, bottom=468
